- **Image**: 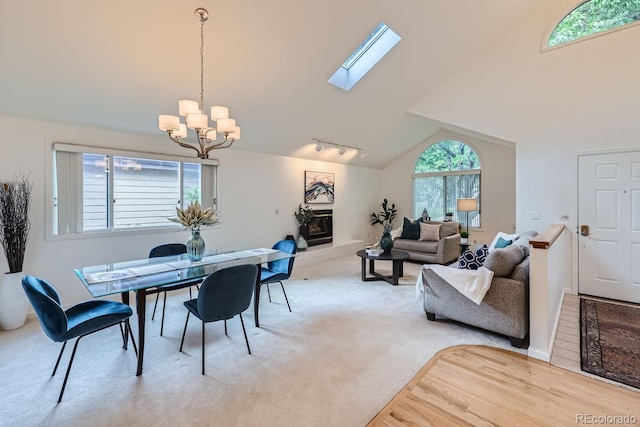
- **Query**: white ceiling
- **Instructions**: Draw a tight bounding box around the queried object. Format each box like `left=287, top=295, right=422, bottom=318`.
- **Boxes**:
left=0, top=0, right=552, bottom=169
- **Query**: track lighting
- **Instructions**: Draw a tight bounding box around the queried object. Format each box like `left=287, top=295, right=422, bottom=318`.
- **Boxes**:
left=338, top=147, right=346, bottom=155
left=310, top=138, right=366, bottom=159
left=315, top=143, right=323, bottom=152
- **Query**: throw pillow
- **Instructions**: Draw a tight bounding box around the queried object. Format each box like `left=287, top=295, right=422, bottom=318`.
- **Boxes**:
left=458, top=244, right=489, bottom=270
left=494, top=237, right=512, bottom=249
left=483, top=245, right=526, bottom=277
left=389, top=226, right=403, bottom=240
left=489, top=232, right=519, bottom=252
left=400, top=217, right=421, bottom=240
left=419, top=222, right=441, bottom=241
left=459, top=249, right=481, bottom=270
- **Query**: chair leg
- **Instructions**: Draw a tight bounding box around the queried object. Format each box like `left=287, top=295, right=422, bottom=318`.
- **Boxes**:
left=179, top=312, right=190, bottom=352
left=160, top=292, right=167, bottom=336
left=266, top=283, right=271, bottom=302
left=279, top=282, right=292, bottom=312
left=224, top=319, right=227, bottom=336
left=52, top=341, right=67, bottom=377
left=125, top=320, right=138, bottom=356
left=151, top=292, right=160, bottom=320
left=58, top=337, right=83, bottom=403
left=239, top=314, right=251, bottom=355
left=201, top=321, right=206, bottom=375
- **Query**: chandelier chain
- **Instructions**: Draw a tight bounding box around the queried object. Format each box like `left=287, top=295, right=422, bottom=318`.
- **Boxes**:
left=199, top=18, right=205, bottom=112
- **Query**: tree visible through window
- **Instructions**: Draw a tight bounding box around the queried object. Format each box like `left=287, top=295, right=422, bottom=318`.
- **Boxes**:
left=413, top=140, right=481, bottom=227
left=548, top=0, right=640, bottom=47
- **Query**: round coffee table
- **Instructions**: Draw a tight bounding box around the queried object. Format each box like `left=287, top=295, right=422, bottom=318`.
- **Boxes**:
left=356, top=249, right=410, bottom=286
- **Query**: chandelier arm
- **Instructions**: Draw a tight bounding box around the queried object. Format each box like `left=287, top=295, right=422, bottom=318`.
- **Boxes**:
left=204, top=137, right=235, bottom=154
left=168, top=132, right=204, bottom=154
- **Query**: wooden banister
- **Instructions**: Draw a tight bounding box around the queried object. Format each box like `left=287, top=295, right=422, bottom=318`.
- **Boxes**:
left=529, top=224, right=565, bottom=249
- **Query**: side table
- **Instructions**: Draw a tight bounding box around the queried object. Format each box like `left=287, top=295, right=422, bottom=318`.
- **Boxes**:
left=356, top=250, right=410, bottom=286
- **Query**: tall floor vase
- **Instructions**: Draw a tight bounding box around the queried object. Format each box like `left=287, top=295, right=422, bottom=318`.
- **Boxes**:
left=0, top=272, right=27, bottom=330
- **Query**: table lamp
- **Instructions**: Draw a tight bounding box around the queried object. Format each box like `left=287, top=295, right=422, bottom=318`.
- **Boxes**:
left=456, top=198, right=479, bottom=234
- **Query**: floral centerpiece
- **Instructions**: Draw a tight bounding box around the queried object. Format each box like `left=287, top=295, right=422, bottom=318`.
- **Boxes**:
left=0, top=173, right=32, bottom=330
left=168, top=201, right=220, bottom=262
left=370, top=198, right=397, bottom=254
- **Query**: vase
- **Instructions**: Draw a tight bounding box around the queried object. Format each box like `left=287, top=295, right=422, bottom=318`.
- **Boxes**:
left=186, top=229, right=205, bottom=262
left=297, top=235, right=308, bottom=251
left=0, top=272, right=28, bottom=330
left=380, top=231, right=394, bottom=254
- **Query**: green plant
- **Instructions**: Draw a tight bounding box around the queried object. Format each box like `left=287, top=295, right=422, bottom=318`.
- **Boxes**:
left=370, top=198, right=397, bottom=232
left=294, top=204, right=314, bottom=226
left=460, top=231, right=469, bottom=238
left=0, top=174, right=32, bottom=273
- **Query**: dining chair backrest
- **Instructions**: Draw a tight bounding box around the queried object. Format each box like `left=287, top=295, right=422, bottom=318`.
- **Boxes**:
left=22, top=275, right=68, bottom=342
left=149, top=243, right=187, bottom=258
left=197, top=264, right=258, bottom=321
left=267, top=239, right=297, bottom=276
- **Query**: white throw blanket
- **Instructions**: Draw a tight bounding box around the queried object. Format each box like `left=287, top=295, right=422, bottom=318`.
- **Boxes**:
left=415, top=265, right=494, bottom=305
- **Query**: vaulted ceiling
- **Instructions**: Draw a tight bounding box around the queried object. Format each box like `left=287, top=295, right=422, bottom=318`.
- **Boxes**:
left=0, top=0, right=578, bottom=168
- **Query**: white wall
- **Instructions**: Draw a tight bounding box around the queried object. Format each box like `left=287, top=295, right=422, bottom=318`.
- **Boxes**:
left=0, top=115, right=381, bottom=306
left=380, top=129, right=516, bottom=245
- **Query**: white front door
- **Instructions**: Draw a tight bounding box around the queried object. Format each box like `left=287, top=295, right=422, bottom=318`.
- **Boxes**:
left=578, top=151, right=640, bottom=303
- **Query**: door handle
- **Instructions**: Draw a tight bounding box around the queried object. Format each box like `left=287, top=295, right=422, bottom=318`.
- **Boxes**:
left=580, top=225, right=589, bottom=236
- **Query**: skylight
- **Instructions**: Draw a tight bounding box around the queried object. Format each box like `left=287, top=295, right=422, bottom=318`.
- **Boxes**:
left=328, top=22, right=401, bottom=91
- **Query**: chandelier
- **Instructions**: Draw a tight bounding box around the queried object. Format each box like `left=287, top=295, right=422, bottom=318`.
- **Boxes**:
left=158, top=8, right=240, bottom=159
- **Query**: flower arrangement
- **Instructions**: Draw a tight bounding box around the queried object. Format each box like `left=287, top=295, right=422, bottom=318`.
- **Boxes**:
left=294, top=204, right=314, bottom=226
left=168, top=201, right=220, bottom=231
left=370, top=198, right=397, bottom=233
left=0, top=174, right=32, bottom=273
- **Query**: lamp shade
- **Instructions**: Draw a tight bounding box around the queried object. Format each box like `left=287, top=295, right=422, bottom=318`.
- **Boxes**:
left=457, top=198, right=478, bottom=212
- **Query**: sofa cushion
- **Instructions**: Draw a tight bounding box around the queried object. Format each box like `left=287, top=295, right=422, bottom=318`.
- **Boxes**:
left=483, top=244, right=526, bottom=277
left=393, top=238, right=439, bottom=254
left=400, top=217, right=421, bottom=240
left=419, top=223, right=441, bottom=241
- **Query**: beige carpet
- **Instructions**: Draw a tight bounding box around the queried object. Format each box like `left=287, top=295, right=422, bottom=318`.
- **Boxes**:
left=0, top=255, right=523, bottom=427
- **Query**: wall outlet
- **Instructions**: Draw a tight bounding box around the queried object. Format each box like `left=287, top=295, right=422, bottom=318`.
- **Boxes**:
left=530, top=211, right=541, bottom=220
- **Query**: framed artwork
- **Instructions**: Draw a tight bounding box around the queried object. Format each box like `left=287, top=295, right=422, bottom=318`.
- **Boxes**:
left=304, top=171, right=334, bottom=204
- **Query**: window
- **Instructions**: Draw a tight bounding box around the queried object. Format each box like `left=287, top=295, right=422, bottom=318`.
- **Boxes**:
left=413, top=140, right=481, bottom=227
left=52, top=143, right=217, bottom=236
left=328, top=22, right=401, bottom=91
left=547, top=0, right=640, bottom=48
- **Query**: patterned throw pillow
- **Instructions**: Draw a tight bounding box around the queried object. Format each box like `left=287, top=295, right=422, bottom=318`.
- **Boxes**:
left=459, top=245, right=489, bottom=270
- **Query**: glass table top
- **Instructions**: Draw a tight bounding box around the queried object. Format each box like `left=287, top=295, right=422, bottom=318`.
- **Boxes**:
left=74, top=247, right=296, bottom=297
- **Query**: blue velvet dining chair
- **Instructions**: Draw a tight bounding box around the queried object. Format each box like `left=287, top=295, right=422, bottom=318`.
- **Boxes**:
left=22, top=275, right=137, bottom=403
left=179, top=264, right=258, bottom=375
left=259, top=239, right=297, bottom=312
left=149, top=243, right=201, bottom=336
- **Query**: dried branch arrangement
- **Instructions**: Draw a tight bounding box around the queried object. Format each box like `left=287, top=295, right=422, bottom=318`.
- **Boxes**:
left=0, top=174, right=32, bottom=273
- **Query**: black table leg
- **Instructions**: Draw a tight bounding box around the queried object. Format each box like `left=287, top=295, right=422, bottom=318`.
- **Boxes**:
left=361, top=257, right=366, bottom=281
left=135, top=289, right=146, bottom=376
left=369, top=259, right=375, bottom=275
left=392, top=260, right=400, bottom=286
left=120, top=291, right=130, bottom=349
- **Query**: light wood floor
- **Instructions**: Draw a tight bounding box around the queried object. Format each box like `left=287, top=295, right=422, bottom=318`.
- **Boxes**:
left=367, top=345, right=640, bottom=426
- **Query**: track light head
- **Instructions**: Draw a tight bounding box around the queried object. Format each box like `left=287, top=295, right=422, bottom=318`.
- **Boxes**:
left=315, top=143, right=323, bottom=152
left=338, top=147, right=346, bottom=155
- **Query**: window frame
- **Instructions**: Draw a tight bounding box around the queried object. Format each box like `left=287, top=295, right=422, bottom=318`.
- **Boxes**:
left=542, top=0, right=640, bottom=52
left=46, top=142, right=219, bottom=240
left=412, top=141, right=482, bottom=228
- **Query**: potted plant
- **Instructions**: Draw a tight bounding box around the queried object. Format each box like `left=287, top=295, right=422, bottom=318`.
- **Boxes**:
left=168, top=201, right=220, bottom=262
left=370, top=198, right=397, bottom=254
left=0, top=174, right=32, bottom=330
left=294, top=204, right=314, bottom=251
left=460, top=231, right=469, bottom=244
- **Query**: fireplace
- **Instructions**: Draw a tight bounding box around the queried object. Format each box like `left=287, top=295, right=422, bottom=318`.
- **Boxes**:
left=300, top=209, right=333, bottom=246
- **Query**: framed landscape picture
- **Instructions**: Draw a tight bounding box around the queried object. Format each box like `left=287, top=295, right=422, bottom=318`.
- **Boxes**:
left=304, top=171, right=334, bottom=204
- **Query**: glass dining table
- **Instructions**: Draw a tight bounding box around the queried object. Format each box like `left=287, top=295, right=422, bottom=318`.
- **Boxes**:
left=74, top=247, right=296, bottom=375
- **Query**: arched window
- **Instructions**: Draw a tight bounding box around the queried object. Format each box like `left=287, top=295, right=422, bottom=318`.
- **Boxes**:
left=413, top=140, right=481, bottom=227
left=547, top=0, right=640, bottom=48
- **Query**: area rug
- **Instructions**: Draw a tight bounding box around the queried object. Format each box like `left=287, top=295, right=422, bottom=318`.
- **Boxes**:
left=580, top=298, right=640, bottom=389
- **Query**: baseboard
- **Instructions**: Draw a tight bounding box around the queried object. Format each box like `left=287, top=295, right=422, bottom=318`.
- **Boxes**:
left=527, top=348, right=550, bottom=362
left=295, top=240, right=364, bottom=267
